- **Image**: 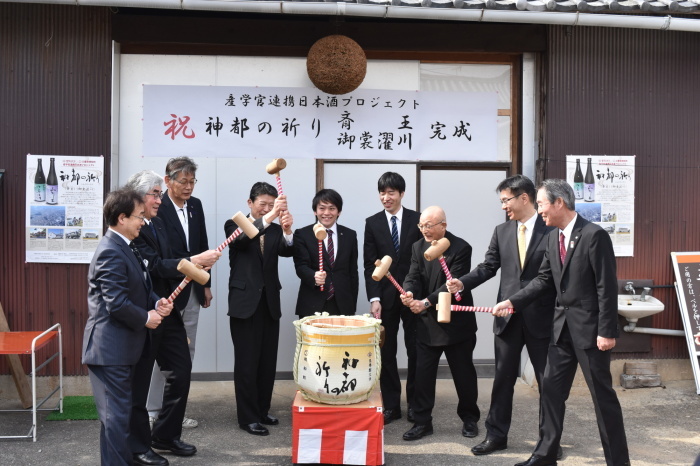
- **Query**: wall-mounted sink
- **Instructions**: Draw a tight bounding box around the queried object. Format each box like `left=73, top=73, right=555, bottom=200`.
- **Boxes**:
left=618, top=294, right=665, bottom=322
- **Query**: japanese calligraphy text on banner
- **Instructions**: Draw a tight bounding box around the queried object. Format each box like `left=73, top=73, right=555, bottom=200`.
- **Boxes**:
left=26, top=154, right=105, bottom=264
left=143, top=85, right=498, bottom=161
left=566, top=155, right=635, bottom=257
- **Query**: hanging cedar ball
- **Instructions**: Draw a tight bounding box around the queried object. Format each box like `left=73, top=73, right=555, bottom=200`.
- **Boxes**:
left=307, top=35, right=367, bottom=95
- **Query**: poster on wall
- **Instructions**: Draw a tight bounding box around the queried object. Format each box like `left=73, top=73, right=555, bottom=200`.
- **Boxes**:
left=566, top=155, right=635, bottom=257
left=25, top=154, right=105, bottom=264
left=142, top=85, right=498, bottom=161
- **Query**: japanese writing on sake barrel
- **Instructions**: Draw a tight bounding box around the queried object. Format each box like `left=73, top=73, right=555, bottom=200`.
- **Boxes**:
left=293, top=314, right=382, bottom=405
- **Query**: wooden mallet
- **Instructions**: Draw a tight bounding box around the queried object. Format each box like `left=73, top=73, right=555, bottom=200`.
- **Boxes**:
left=424, top=238, right=461, bottom=302
left=436, top=292, right=514, bottom=323
left=266, top=158, right=287, bottom=197
left=313, top=223, right=327, bottom=291
left=216, top=211, right=260, bottom=253
left=166, top=259, right=211, bottom=304
left=371, top=255, right=406, bottom=295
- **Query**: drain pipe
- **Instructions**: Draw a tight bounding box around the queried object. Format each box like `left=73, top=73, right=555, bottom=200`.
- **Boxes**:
left=623, top=321, right=685, bottom=336
left=24, top=1, right=700, bottom=34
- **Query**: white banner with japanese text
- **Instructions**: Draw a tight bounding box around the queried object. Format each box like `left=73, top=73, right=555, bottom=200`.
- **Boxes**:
left=26, top=154, right=105, bottom=264
left=142, top=85, right=498, bottom=161
left=566, top=155, right=635, bottom=257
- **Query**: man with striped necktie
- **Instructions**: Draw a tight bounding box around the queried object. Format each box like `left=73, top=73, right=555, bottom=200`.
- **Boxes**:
left=293, top=189, right=358, bottom=317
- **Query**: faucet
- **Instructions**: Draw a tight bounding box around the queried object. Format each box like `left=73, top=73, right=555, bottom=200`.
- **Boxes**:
left=624, top=282, right=636, bottom=295
left=640, top=287, right=652, bottom=302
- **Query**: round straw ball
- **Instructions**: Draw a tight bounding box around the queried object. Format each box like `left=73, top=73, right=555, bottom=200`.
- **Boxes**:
left=307, top=35, right=367, bottom=95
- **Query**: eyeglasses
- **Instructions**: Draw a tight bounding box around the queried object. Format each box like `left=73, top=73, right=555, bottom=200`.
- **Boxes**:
left=174, top=178, right=197, bottom=187
left=500, top=194, right=520, bottom=205
left=132, top=215, right=146, bottom=223
left=417, top=221, right=445, bottom=231
left=145, top=191, right=164, bottom=199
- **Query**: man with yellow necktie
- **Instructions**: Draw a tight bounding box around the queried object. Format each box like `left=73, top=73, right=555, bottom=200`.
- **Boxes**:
left=444, top=175, right=557, bottom=457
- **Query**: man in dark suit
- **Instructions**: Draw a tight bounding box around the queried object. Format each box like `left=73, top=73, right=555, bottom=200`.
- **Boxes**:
left=294, top=189, right=358, bottom=317
left=155, top=157, right=213, bottom=428
left=82, top=188, right=170, bottom=466
left=444, top=175, right=555, bottom=456
left=493, top=179, right=630, bottom=466
left=400, top=206, right=480, bottom=441
left=363, top=172, right=422, bottom=425
left=225, top=182, right=294, bottom=436
left=126, top=171, right=220, bottom=464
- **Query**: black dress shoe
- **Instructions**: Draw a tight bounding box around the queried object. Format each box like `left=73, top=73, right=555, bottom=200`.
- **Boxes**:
left=557, top=446, right=563, bottom=460
left=402, top=423, right=433, bottom=441
left=407, top=407, right=415, bottom=423
left=151, top=438, right=197, bottom=457
left=240, top=422, right=270, bottom=436
left=260, top=414, right=279, bottom=425
left=471, top=437, right=507, bottom=455
left=383, top=408, right=402, bottom=425
left=514, top=454, right=557, bottom=466
left=462, top=420, right=479, bottom=438
left=133, top=449, right=169, bottom=465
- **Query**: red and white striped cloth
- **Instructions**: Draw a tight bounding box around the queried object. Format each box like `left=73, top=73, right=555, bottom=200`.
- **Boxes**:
left=292, top=391, right=384, bottom=465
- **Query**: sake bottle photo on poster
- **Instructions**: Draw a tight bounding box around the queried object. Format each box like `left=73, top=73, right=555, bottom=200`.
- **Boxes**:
left=566, top=155, right=635, bottom=257
left=25, top=154, right=105, bottom=264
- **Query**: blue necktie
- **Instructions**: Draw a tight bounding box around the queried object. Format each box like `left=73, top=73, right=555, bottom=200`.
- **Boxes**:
left=149, top=221, right=157, bottom=239
left=391, top=216, right=400, bottom=254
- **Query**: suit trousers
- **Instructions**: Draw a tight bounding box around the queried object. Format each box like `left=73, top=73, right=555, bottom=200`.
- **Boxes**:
left=413, top=335, right=480, bottom=425
left=88, top=364, right=134, bottom=466
left=535, top=324, right=630, bottom=466
left=485, top=313, right=549, bottom=441
left=148, top=291, right=199, bottom=416
left=130, top=316, right=192, bottom=452
left=230, top=293, right=280, bottom=426
left=379, top=300, right=417, bottom=411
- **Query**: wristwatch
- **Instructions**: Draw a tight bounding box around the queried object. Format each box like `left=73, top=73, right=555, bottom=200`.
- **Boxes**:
left=423, top=300, right=431, bottom=308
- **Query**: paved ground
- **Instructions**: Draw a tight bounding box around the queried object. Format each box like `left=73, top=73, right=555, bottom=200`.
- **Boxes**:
left=1, top=378, right=699, bottom=465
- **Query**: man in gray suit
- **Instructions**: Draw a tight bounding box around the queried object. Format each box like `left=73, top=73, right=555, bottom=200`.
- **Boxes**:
left=82, top=189, right=172, bottom=466
left=445, top=175, right=555, bottom=456
left=493, top=179, right=629, bottom=466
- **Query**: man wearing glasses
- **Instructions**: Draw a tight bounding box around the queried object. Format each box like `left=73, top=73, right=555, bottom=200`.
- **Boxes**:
left=155, top=157, right=214, bottom=430
left=83, top=188, right=169, bottom=466
left=400, top=206, right=480, bottom=441
left=126, top=171, right=220, bottom=464
left=444, top=175, right=556, bottom=458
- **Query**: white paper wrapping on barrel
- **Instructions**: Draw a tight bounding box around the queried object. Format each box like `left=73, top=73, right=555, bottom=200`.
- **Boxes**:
left=293, top=314, right=382, bottom=405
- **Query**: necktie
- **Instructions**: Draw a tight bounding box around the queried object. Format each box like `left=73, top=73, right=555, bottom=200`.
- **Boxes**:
left=259, top=233, right=265, bottom=255
left=129, top=241, right=147, bottom=273
left=518, top=224, right=527, bottom=269
left=391, top=216, right=400, bottom=254
left=326, top=229, right=335, bottom=300
left=149, top=221, right=157, bottom=239
left=178, top=208, right=187, bottom=223
left=559, top=232, right=567, bottom=265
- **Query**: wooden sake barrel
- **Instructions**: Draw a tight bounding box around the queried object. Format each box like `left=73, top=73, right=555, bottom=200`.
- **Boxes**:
left=293, top=314, right=382, bottom=405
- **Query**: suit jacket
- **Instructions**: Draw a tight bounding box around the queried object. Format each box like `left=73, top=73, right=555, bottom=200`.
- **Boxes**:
left=158, top=193, right=211, bottom=309
left=132, top=216, right=186, bottom=332
left=293, top=223, right=359, bottom=316
left=403, top=231, right=476, bottom=347
left=82, top=229, right=159, bottom=366
left=363, top=208, right=422, bottom=309
left=225, top=216, right=294, bottom=320
left=450, top=214, right=556, bottom=338
left=509, top=215, right=619, bottom=349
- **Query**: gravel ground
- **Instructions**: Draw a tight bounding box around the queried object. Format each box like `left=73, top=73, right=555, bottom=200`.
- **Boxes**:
left=1, top=378, right=699, bottom=465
